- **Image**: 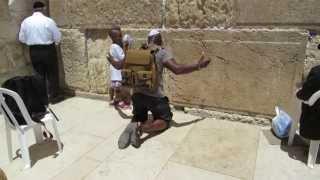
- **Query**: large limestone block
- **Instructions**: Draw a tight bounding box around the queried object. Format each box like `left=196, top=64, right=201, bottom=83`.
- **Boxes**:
left=50, top=0, right=163, bottom=28
left=0, top=42, right=26, bottom=74
left=8, top=0, right=34, bottom=27
left=163, top=29, right=306, bottom=115
left=0, top=0, right=16, bottom=40
left=305, top=35, right=320, bottom=76
left=237, top=0, right=320, bottom=26
left=60, top=29, right=89, bottom=91
left=86, top=29, right=112, bottom=94
left=166, top=0, right=235, bottom=28
left=0, top=0, right=10, bottom=21
left=87, top=59, right=108, bottom=94
left=49, top=0, right=68, bottom=27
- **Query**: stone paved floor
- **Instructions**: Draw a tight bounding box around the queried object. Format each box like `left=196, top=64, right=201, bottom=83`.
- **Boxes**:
left=0, top=97, right=319, bottom=180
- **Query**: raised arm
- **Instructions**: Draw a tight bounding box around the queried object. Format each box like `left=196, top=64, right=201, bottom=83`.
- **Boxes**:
left=163, top=53, right=211, bottom=75
left=107, top=53, right=125, bottom=70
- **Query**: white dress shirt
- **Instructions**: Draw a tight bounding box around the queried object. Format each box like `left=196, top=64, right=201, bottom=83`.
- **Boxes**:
left=19, top=12, right=61, bottom=46
left=109, top=44, right=125, bottom=81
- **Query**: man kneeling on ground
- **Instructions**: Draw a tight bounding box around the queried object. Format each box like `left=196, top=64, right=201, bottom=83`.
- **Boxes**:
left=107, top=29, right=211, bottom=149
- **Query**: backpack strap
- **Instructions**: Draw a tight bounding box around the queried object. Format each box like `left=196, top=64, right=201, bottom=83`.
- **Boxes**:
left=149, top=48, right=159, bottom=91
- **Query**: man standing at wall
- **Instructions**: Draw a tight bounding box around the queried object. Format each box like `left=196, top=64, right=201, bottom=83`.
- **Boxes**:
left=108, top=29, right=211, bottom=149
left=19, top=1, right=62, bottom=103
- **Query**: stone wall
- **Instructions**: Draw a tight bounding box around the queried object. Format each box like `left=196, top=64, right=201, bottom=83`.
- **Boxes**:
left=236, top=0, right=320, bottom=27
left=164, top=29, right=305, bottom=115
left=0, top=0, right=39, bottom=84
left=49, top=0, right=319, bottom=115
left=0, top=0, right=51, bottom=84
left=305, top=33, right=320, bottom=76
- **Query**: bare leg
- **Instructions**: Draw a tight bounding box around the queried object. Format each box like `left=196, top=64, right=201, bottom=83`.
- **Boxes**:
left=109, top=88, right=114, bottom=102
left=121, top=86, right=131, bottom=105
left=114, top=87, right=121, bottom=103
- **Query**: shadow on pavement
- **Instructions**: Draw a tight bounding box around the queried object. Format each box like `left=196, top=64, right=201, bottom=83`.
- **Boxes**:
left=140, top=117, right=206, bottom=145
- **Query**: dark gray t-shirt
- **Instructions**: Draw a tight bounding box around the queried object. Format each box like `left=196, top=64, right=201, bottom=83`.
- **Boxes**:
left=134, top=48, right=173, bottom=97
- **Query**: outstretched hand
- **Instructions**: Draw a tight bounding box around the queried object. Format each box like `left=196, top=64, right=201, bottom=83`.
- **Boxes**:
left=198, top=52, right=211, bottom=69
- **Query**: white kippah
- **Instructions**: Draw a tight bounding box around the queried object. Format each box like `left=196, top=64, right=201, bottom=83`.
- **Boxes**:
left=148, top=29, right=160, bottom=37
left=123, top=34, right=134, bottom=46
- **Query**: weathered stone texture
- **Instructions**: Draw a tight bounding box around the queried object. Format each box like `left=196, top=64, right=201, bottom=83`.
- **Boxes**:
left=50, top=0, right=163, bottom=28
left=0, top=42, right=26, bottom=74
left=0, top=0, right=33, bottom=83
left=0, top=0, right=10, bottom=21
left=60, top=29, right=89, bottom=91
left=163, top=29, right=306, bottom=115
left=304, top=35, right=320, bottom=76
left=237, top=0, right=320, bottom=26
left=8, top=0, right=33, bottom=24
left=166, top=0, right=235, bottom=28
left=87, top=30, right=112, bottom=94
left=122, top=29, right=150, bottom=48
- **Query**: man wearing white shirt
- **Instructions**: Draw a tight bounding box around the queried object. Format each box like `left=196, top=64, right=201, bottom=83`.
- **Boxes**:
left=19, top=1, right=62, bottom=103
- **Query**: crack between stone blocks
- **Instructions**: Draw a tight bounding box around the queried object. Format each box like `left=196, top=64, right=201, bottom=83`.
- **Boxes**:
left=84, top=29, right=92, bottom=92
left=161, top=0, right=167, bottom=29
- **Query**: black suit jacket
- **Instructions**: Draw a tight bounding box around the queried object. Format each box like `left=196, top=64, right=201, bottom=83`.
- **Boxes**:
left=1, top=75, right=48, bottom=125
left=296, top=65, right=320, bottom=140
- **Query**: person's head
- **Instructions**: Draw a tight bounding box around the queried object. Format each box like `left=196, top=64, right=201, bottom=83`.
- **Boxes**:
left=147, top=29, right=162, bottom=47
left=33, top=1, right=45, bottom=12
left=108, top=27, right=123, bottom=47
left=123, top=34, right=134, bottom=50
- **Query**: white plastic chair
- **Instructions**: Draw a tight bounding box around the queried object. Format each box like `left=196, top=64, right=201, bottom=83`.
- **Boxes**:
left=0, top=88, right=62, bottom=169
left=288, top=89, right=320, bottom=168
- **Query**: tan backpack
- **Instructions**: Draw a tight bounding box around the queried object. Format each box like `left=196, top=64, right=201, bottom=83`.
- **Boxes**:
left=122, top=49, right=158, bottom=90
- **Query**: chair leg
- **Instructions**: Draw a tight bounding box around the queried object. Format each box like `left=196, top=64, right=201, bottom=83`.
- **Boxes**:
left=288, top=97, right=302, bottom=146
left=5, top=121, right=13, bottom=162
left=307, top=140, right=320, bottom=168
left=51, top=119, right=62, bottom=153
left=33, top=125, right=43, bottom=144
left=18, top=132, right=31, bottom=169
left=288, top=119, right=298, bottom=146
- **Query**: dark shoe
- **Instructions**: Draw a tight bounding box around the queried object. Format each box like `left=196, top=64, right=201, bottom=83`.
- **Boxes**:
left=130, top=123, right=140, bottom=148
left=118, top=122, right=136, bottom=149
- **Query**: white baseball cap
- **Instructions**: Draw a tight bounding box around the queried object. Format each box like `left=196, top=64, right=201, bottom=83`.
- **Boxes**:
left=148, top=29, right=160, bottom=37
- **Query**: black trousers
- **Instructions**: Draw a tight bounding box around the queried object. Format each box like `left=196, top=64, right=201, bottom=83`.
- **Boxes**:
left=29, top=44, right=59, bottom=99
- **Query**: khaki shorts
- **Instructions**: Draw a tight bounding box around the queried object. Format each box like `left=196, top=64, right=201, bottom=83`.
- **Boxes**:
left=132, top=93, right=172, bottom=128
left=111, top=81, right=122, bottom=88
